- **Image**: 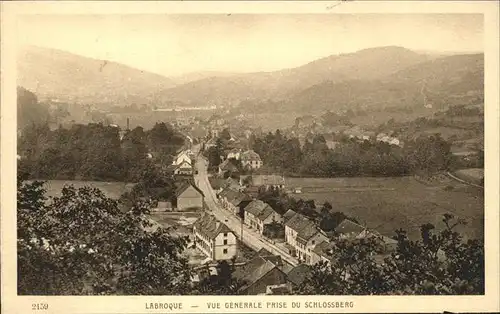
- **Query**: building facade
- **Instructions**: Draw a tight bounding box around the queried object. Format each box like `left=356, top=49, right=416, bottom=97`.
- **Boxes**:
left=240, top=150, right=263, bottom=170
left=243, top=200, right=273, bottom=233
left=174, top=182, right=204, bottom=211
left=193, top=214, right=238, bottom=260
left=173, top=150, right=192, bottom=166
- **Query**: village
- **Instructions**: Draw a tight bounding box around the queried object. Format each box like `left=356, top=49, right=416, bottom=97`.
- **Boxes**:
left=145, top=118, right=401, bottom=296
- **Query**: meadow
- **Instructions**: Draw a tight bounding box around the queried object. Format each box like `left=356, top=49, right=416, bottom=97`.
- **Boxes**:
left=285, top=176, right=484, bottom=240
left=41, top=180, right=134, bottom=200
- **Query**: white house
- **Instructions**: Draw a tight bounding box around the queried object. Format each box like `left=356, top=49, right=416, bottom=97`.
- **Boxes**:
left=227, top=148, right=242, bottom=160
left=193, top=213, right=237, bottom=261
left=284, top=212, right=327, bottom=264
left=240, top=150, right=263, bottom=170
left=295, top=228, right=328, bottom=265
left=243, top=200, right=275, bottom=233
left=173, top=149, right=192, bottom=166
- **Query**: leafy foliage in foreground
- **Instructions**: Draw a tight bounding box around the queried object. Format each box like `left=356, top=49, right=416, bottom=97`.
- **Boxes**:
left=17, top=177, right=192, bottom=295
left=297, top=215, right=484, bottom=295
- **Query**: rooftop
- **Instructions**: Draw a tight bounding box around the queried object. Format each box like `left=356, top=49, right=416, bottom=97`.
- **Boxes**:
left=257, top=205, right=279, bottom=221
left=233, top=256, right=281, bottom=292
left=251, top=175, right=285, bottom=186
left=244, top=199, right=272, bottom=217
left=285, top=212, right=314, bottom=233
left=312, top=240, right=335, bottom=259
left=193, top=213, right=233, bottom=240
left=286, top=264, right=312, bottom=286
left=240, top=150, right=262, bottom=161
left=283, top=209, right=297, bottom=223
left=334, top=219, right=366, bottom=236
left=176, top=182, right=204, bottom=198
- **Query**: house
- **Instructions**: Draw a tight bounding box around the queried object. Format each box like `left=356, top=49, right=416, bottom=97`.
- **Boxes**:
left=296, top=225, right=328, bottom=264
left=232, top=255, right=288, bottom=295
left=173, top=149, right=192, bottom=166
left=218, top=158, right=240, bottom=177
left=219, top=188, right=252, bottom=217
left=376, top=133, right=401, bottom=147
left=173, top=182, right=204, bottom=211
left=166, top=160, right=193, bottom=176
left=256, top=206, right=284, bottom=232
left=255, top=248, right=284, bottom=267
left=309, top=240, right=336, bottom=266
left=193, top=213, right=237, bottom=261
left=205, top=136, right=217, bottom=149
left=334, top=219, right=366, bottom=239
left=284, top=212, right=328, bottom=264
left=240, top=150, right=263, bottom=170
left=240, top=174, right=285, bottom=190
left=282, top=209, right=297, bottom=223
left=227, top=148, right=241, bottom=160
left=284, top=212, right=309, bottom=248
left=243, top=200, right=275, bottom=233
left=242, top=186, right=260, bottom=199
left=358, top=230, right=398, bottom=253
left=285, top=264, right=312, bottom=291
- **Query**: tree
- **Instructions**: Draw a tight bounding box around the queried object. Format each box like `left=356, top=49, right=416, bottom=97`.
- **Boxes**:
left=17, top=87, right=50, bottom=130
left=17, top=178, right=192, bottom=295
left=195, top=260, right=245, bottom=295
left=405, top=134, right=452, bottom=174
left=297, top=214, right=484, bottom=295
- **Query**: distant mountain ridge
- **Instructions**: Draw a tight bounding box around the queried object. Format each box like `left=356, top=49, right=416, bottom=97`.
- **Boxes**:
left=288, top=53, right=484, bottom=112
left=17, top=45, right=176, bottom=107
left=156, top=46, right=432, bottom=105
left=18, top=45, right=483, bottom=113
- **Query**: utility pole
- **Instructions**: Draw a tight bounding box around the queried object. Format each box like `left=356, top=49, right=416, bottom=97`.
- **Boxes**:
left=240, top=218, right=244, bottom=242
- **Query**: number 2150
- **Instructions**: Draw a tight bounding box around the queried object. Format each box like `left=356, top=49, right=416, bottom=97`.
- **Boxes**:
left=32, top=303, right=49, bottom=310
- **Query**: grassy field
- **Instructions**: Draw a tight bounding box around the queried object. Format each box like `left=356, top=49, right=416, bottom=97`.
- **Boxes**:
left=41, top=180, right=134, bottom=200
left=285, top=176, right=484, bottom=240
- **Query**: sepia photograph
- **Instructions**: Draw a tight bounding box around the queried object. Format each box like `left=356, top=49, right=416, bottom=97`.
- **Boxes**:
left=1, top=1, right=499, bottom=313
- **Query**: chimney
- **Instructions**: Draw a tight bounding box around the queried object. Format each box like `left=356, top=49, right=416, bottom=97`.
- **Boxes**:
left=126, top=117, right=130, bottom=130
left=216, top=221, right=220, bottom=229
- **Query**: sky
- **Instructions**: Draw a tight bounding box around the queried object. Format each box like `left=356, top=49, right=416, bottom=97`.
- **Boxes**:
left=17, top=14, right=483, bottom=77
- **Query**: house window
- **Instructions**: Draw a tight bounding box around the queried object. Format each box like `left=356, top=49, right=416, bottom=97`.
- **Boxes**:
left=223, top=233, right=228, bottom=237
left=223, top=239, right=228, bottom=245
left=312, top=240, right=315, bottom=245
left=223, top=248, right=228, bottom=254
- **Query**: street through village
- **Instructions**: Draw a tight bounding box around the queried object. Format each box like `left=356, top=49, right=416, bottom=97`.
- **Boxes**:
left=192, top=144, right=298, bottom=266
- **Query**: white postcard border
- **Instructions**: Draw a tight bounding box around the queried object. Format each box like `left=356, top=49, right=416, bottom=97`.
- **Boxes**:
left=1, top=1, right=499, bottom=313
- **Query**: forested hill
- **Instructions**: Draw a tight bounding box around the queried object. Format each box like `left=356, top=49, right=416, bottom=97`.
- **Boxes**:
left=17, top=45, right=176, bottom=107
left=283, top=53, right=484, bottom=113
left=154, top=46, right=431, bottom=105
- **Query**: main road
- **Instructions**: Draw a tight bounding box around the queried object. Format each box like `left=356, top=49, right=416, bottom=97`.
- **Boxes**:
left=192, top=145, right=298, bottom=267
